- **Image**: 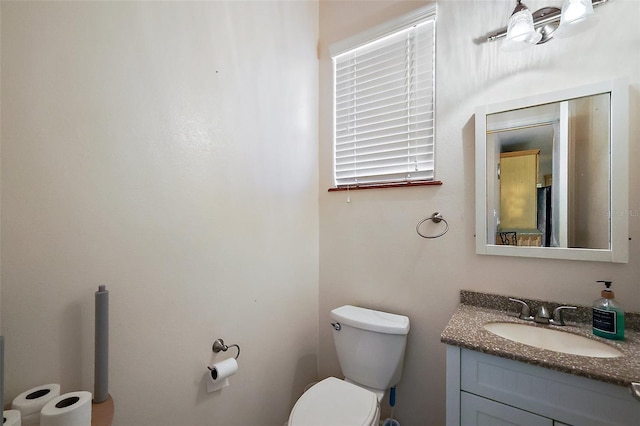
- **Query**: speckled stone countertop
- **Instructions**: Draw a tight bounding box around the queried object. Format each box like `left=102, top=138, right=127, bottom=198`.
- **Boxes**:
left=441, top=290, right=640, bottom=388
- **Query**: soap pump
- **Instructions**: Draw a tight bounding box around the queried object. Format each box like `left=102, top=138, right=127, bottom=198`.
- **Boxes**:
left=592, top=280, right=625, bottom=340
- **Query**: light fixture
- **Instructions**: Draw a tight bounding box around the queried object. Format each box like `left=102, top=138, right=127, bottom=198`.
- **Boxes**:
left=501, top=1, right=542, bottom=51
left=555, top=0, right=599, bottom=37
left=485, top=0, right=609, bottom=49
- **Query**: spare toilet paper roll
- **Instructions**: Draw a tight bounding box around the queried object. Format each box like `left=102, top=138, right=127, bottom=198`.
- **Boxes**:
left=21, top=412, right=40, bottom=426
left=40, top=391, right=92, bottom=426
left=11, top=383, right=61, bottom=418
left=3, top=409, right=22, bottom=426
left=207, top=358, right=238, bottom=393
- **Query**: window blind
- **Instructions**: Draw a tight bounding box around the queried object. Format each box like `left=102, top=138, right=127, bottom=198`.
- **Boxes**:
left=333, top=16, right=436, bottom=187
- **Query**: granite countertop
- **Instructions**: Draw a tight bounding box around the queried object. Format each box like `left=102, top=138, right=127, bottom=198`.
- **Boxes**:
left=441, top=291, right=640, bottom=388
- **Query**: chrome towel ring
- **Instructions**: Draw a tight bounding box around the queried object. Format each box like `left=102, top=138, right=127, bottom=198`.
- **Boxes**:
left=416, top=212, right=449, bottom=239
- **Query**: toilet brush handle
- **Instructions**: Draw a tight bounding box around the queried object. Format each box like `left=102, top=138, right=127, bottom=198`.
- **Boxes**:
left=390, top=386, right=396, bottom=407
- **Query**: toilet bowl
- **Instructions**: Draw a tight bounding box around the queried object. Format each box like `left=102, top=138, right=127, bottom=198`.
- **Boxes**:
left=287, top=377, right=380, bottom=426
left=287, top=305, right=410, bottom=426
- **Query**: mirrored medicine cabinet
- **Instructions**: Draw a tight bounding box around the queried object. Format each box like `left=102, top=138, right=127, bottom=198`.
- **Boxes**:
left=475, top=79, right=629, bottom=263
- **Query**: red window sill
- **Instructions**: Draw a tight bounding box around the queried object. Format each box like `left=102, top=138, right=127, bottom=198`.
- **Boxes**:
left=328, top=180, right=443, bottom=192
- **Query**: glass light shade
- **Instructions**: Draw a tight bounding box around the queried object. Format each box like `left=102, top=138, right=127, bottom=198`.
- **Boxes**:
left=555, top=0, right=599, bottom=38
left=501, top=6, right=542, bottom=52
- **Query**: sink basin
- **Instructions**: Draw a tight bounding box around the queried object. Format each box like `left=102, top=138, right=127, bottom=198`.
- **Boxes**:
left=483, top=322, right=622, bottom=358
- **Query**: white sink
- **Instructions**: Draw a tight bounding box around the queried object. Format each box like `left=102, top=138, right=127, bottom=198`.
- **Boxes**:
left=483, top=322, right=622, bottom=358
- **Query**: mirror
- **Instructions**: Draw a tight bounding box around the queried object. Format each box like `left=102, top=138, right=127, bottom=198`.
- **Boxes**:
left=475, top=79, right=628, bottom=262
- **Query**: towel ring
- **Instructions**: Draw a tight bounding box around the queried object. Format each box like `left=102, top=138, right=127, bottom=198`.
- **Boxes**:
left=416, top=212, right=449, bottom=239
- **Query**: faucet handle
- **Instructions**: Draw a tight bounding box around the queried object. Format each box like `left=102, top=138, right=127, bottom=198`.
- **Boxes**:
left=550, top=305, right=577, bottom=326
left=509, top=298, right=533, bottom=321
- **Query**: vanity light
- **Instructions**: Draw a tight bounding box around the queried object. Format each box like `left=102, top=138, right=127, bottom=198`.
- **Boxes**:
left=501, top=1, right=542, bottom=52
left=555, top=0, right=598, bottom=37
left=487, top=0, right=609, bottom=50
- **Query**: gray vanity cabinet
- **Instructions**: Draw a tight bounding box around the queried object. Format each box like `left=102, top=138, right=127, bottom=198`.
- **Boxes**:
left=446, top=346, right=640, bottom=426
left=461, top=391, right=552, bottom=425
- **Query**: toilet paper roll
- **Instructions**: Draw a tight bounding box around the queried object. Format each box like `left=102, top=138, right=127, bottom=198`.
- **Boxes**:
left=3, top=409, right=22, bottom=426
left=21, top=412, right=40, bottom=426
left=11, top=384, right=61, bottom=417
left=40, top=391, right=92, bottom=426
left=206, top=358, right=238, bottom=393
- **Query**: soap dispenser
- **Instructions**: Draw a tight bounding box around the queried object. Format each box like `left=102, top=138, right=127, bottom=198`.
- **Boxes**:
left=592, top=280, right=625, bottom=340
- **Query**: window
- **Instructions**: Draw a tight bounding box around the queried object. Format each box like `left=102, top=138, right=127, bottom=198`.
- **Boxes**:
left=331, top=6, right=437, bottom=188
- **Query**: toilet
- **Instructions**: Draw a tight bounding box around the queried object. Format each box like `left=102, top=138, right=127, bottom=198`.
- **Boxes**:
left=288, top=305, right=410, bottom=426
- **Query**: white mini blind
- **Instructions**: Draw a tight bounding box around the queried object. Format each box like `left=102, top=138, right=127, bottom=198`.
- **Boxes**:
left=333, top=15, right=436, bottom=187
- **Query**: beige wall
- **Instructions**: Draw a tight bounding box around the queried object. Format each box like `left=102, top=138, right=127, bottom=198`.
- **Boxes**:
left=319, top=0, right=640, bottom=424
left=3, top=1, right=640, bottom=425
left=1, top=2, right=318, bottom=425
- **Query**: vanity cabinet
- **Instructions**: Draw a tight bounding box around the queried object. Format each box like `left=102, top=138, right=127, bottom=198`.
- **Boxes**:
left=461, top=392, right=552, bottom=425
left=446, top=346, right=640, bottom=426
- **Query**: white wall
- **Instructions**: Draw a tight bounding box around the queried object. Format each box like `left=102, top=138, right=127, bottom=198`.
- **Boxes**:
left=0, top=0, right=3, bottom=345
left=3, top=1, right=640, bottom=425
left=319, top=1, right=640, bottom=425
left=1, top=2, right=319, bottom=425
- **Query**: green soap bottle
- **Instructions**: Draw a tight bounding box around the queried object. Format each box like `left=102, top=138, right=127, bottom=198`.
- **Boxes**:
left=592, top=280, right=625, bottom=340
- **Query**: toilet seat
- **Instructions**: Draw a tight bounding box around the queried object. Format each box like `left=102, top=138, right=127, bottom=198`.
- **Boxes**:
left=288, top=377, right=380, bottom=426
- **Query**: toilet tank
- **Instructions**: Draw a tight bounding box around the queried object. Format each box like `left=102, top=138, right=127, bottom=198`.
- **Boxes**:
left=330, top=305, right=410, bottom=391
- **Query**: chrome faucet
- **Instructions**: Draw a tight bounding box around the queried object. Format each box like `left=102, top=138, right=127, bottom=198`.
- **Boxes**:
left=534, top=305, right=551, bottom=324
left=509, top=298, right=576, bottom=326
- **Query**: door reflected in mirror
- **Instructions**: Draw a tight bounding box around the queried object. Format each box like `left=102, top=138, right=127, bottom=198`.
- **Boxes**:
left=487, top=93, right=611, bottom=249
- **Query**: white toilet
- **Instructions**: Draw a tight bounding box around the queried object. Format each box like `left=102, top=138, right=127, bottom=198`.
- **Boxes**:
left=288, top=305, right=410, bottom=426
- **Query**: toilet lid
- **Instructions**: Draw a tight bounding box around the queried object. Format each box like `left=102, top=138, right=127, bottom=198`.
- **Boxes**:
left=288, top=377, right=379, bottom=426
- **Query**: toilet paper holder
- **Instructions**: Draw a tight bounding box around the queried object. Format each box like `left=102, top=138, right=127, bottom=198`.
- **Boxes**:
left=212, top=338, right=240, bottom=359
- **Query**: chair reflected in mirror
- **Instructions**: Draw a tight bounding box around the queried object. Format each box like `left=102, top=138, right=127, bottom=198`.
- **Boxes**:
left=498, top=231, right=518, bottom=246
